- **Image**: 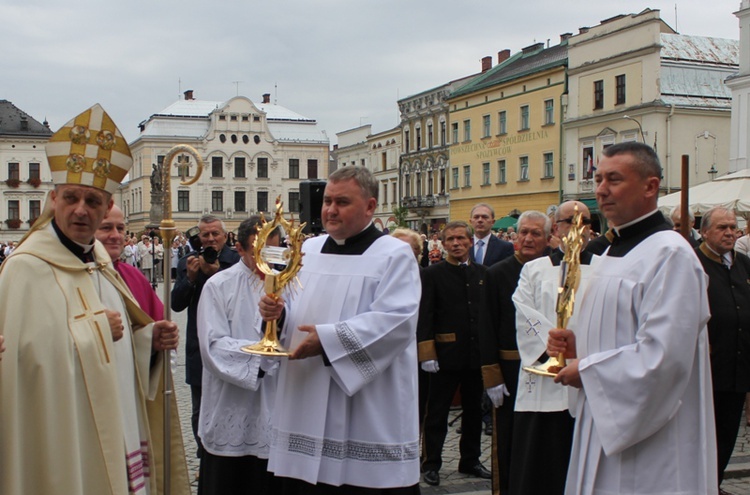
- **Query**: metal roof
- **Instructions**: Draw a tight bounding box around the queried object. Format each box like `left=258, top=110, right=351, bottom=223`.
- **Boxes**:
left=660, top=34, right=739, bottom=67
left=0, top=100, right=52, bottom=137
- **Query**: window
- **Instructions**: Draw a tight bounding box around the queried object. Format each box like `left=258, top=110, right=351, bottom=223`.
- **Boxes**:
left=544, top=99, right=554, bottom=125
left=8, top=200, right=19, bottom=220
left=483, top=115, right=491, bottom=138
left=235, top=191, right=246, bottom=212
left=416, top=127, right=421, bottom=150
left=463, top=120, right=471, bottom=141
left=451, top=123, right=459, bottom=143
left=498, top=111, right=507, bottom=135
left=307, top=159, right=318, bottom=179
left=361, top=158, right=365, bottom=167
left=583, top=147, right=595, bottom=179
left=257, top=157, right=268, bottom=178
left=178, top=190, right=190, bottom=212
left=543, top=152, right=554, bottom=178
left=498, top=160, right=507, bottom=183
left=211, top=191, right=223, bottom=212
left=427, top=124, right=433, bottom=148
left=482, top=162, right=490, bottom=185
left=439, top=168, right=446, bottom=194
left=382, top=183, right=388, bottom=205
left=404, top=129, right=410, bottom=151
left=404, top=174, right=411, bottom=196
left=519, top=156, right=529, bottom=181
left=594, top=80, right=604, bottom=110
left=452, top=167, right=459, bottom=189
left=288, top=191, right=300, bottom=213
left=8, top=162, right=19, bottom=181
left=29, top=162, right=40, bottom=180
left=463, top=165, right=471, bottom=187
left=391, top=182, right=397, bottom=203
left=427, top=170, right=434, bottom=195
left=29, top=199, right=41, bottom=220
left=615, top=74, right=626, bottom=105
left=289, top=158, right=299, bottom=179
left=415, top=172, right=422, bottom=197
left=234, top=157, right=246, bottom=178
left=211, top=156, right=223, bottom=178
left=520, top=105, right=530, bottom=130
left=257, top=191, right=268, bottom=213
left=440, top=121, right=446, bottom=146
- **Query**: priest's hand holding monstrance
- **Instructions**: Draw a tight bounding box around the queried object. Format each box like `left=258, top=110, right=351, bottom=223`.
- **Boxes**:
left=524, top=206, right=585, bottom=378
left=242, top=198, right=305, bottom=356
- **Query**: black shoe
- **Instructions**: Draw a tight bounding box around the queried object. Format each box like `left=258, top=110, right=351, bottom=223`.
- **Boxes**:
left=459, top=463, right=491, bottom=479
left=484, top=422, right=493, bottom=436
left=423, top=470, right=440, bottom=486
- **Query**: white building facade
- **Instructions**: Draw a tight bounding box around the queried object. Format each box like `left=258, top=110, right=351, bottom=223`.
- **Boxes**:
left=124, top=91, right=329, bottom=234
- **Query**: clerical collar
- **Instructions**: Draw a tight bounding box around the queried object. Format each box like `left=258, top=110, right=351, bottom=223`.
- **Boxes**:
left=608, top=210, right=670, bottom=257
left=321, top=223, right=383, bottom=255
left=51, top=219, right=96, bottom=263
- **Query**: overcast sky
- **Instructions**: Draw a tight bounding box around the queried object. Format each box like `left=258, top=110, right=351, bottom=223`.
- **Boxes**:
left=1, top=0, right=743, bottom=146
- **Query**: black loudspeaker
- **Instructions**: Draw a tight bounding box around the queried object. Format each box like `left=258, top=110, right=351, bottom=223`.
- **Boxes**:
left=299, top=180, right=326, bottom=234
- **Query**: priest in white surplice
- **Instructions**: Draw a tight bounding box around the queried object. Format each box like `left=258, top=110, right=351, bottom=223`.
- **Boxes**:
left=548, top=142, right=717, bottom=495
left=259, top=166, right=421, bottom=495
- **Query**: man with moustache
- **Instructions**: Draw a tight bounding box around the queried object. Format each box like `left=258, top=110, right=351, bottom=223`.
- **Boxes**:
left=548, top=142, right=716, bottom=495
left=259, top=166, right=421, bottom=494
left=695, top=206, right=750, bottom=494
left=418, top=221, right=491, bottom=486
left=481, top=210, right=550, bottom=494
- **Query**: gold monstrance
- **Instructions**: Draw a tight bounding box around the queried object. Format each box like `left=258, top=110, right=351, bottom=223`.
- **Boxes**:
left=241, top=198, right=305, bottom=356
left=524, top=206, right=585, bottom=377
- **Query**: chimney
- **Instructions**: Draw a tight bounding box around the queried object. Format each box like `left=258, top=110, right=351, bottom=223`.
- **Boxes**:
left=497, top=49, right=511, bottom=64
left=579, top=27, right=590, bottom=35
left=560, top=32, right=573, bottom=43
left=481, top=56, right=492, bottom=73
left=262, top=93, right=271, bottom=104
left=20, top=116, right=28, bottom=131
left=184, top=90, right=194, bottom=100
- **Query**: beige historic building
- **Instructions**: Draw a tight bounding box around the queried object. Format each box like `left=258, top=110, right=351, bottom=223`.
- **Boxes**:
left=447, top=43, right=568, bottom=222
left=0, top=100, right=52, bottom=242
left=123, top=91, right=329, bottom=234
left=727, top=0, right=750, bottom=173
left=562, top=9, right=738, bottom=229
left=398, top=68, right=483, bottom=234
left=334, top=124, right=401, bottom=231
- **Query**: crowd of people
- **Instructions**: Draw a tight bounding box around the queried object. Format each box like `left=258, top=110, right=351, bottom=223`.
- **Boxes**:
left=1, top=104, right=749, bottom=495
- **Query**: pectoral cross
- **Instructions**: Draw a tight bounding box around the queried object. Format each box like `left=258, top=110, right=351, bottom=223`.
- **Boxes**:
left=73, top=288, right=110, bottom=363
left=524, top=318, right=541, bottom=337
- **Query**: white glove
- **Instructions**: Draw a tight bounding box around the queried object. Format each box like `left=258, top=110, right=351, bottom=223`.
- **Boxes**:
left=486, top=383, right=510, bottom=408
left=420, top=360, right=440, bottom=373
left=259, top=356, right=281, bottom=376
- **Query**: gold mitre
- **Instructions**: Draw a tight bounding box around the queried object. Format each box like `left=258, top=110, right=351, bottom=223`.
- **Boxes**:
left=45, top=104, right=132, bottom=195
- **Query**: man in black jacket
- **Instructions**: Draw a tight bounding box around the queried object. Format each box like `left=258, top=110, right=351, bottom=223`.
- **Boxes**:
left=695, top=206, right=750, bottom=493
left=172, top=215, right=240, bottom=461
left=418, top=221, right=491, bottom=486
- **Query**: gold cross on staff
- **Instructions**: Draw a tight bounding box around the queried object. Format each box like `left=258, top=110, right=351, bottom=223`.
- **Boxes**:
left=73, top=287, right=110, bottom=363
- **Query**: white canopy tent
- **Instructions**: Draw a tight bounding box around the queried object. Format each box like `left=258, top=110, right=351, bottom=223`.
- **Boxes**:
left=658, top=168, right=750, bottom=220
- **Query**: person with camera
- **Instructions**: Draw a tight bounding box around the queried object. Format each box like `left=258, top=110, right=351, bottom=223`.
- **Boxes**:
left=172, top=215, right=240, bottom=468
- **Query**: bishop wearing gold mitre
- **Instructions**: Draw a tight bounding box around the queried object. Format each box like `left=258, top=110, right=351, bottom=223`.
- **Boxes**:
left=0, top=104, right=189, bottom=495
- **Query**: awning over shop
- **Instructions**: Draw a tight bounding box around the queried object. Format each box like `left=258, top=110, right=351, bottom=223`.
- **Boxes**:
left=492, top=215, right=518, bottom=231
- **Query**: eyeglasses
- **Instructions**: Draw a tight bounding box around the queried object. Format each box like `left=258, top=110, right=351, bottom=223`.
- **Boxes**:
left=557, top=217, right=592, bottom=225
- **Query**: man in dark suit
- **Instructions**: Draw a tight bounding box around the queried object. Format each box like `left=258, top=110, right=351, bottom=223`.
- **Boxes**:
left=469, top=203, right=514, bottom=266
left=695, top=206, right=750, bottom=494
left=418, top=221, right=491, bottom=487
left=172, top=215, right=240, bottom=463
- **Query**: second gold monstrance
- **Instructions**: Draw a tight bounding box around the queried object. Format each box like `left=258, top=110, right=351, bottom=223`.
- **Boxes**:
left=241, top=198, right=305, bottom=357
left=523, top=206, right=585, bottom=377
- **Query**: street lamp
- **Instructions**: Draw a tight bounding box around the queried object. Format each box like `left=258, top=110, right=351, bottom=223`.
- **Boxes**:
left=708, top=165, right=718, bottom=181
left=622, top=115, right=645, bottom=143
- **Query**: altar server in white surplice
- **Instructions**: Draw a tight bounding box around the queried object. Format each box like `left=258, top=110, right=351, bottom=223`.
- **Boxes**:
left=259, top=166, right=421, bottom=495
left=196, top=216, right=282, bottom=495
left=510, top=200, right=598, bottom=495
left=548, top=142, right=717, bottom=495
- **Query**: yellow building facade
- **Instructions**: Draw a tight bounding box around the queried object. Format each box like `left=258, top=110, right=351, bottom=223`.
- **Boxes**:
left=447, top=41, right=568, bottom=223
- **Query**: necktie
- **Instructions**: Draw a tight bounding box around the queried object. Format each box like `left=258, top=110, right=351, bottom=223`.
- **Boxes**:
left=723, top=253, right=732, bottom=269
left=476, top=239, right=485, bottom=264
